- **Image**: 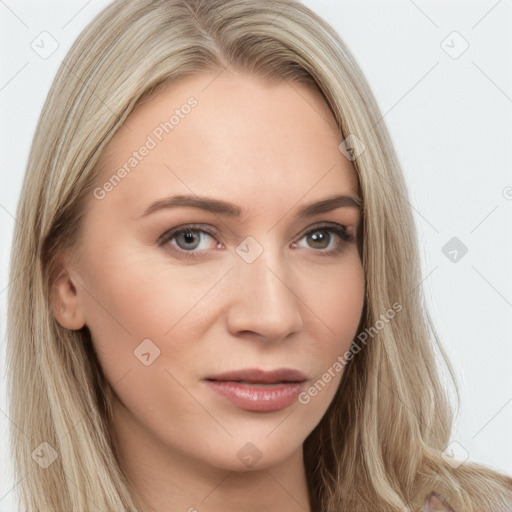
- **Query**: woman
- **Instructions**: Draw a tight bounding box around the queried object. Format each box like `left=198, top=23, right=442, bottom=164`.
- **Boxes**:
left=6, top=0, right=512, bottom=511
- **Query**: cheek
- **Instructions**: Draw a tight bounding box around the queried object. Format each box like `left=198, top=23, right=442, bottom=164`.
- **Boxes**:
left=77, top=247, right=225, bottom=385
left=308, top=256, right=365, bottom=345
left=291, top=267, right=364, bottom=428
left=300, top=256, right=365, bottom=396
left=78, top=258, right=209, bottom=438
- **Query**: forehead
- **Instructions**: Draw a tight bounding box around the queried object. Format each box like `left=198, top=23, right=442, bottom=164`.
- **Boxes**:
left=92, top=72, right=359, bottom=220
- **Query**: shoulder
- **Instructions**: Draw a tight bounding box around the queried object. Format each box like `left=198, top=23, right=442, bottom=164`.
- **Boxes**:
left=422, top=491, right=455, bottom=511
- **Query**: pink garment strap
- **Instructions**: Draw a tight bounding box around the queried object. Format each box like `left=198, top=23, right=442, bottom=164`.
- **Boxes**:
left=422, top=491, right=455, bottom=511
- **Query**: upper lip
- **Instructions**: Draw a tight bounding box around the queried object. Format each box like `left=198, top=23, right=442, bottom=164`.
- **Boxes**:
left=205, top=368, right=307, bottom=384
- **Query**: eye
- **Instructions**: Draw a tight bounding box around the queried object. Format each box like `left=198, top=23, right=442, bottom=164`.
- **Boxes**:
left=292, top=222, right=354, bottom=256
left=158, top=224, right=219, bottom=257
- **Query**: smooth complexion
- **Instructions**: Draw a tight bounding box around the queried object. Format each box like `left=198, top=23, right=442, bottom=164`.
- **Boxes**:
left=51, top=71, right=365, bottom=512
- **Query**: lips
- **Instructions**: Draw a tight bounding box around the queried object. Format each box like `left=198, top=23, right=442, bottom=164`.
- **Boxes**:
left=203, top=368, right=308, bottom=412
left=205, top=367, right=308, bottom=385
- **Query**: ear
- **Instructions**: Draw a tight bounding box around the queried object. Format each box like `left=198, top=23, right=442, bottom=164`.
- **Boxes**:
left=50, top=263, right=86, bottom=330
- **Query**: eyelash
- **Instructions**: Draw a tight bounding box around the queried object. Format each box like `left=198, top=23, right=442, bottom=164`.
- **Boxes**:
left=157, top=222, right=355, bottom=260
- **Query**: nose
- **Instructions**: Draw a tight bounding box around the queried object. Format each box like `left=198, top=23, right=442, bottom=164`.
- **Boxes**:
left=225, top=246, right=304, bottom=342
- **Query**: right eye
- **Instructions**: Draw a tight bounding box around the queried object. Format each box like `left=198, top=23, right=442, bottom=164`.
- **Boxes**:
left=158, top=225, right=222, bottom=258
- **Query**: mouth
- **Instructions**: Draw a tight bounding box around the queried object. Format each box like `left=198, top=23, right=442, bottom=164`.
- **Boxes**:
left=203, top=368, right=308, bottom=412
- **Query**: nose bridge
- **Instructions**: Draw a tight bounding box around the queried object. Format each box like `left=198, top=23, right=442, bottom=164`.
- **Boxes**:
left=227, top=235, right=304, bottom=339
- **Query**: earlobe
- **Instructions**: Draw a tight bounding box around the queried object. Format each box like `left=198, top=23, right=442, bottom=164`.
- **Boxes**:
left=50, top=266, right=86, bottom=330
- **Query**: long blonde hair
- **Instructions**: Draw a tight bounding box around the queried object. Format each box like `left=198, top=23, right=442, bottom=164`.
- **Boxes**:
left=6, top=1, right=512, bottom=510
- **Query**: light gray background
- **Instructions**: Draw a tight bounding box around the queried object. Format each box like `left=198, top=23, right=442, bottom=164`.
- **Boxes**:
left=1, top=1, right=511, bottom=510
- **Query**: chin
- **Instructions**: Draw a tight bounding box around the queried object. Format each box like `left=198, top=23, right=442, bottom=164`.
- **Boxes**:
left=197, top=432, right=305, bottom=473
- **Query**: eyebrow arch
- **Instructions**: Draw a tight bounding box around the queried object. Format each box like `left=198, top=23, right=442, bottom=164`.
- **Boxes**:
left=140, top=193, right=362, bottom=219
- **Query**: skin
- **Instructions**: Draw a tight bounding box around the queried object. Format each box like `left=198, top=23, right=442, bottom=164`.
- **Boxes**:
left=51, top=70, right=365, bottom=512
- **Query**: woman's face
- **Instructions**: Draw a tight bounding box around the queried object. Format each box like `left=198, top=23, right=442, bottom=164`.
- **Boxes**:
left=55, top=71, right=365, bottom=474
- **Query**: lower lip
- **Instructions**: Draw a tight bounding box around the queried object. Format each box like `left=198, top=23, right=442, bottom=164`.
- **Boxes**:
left=204, top=380, right=305, bottom=412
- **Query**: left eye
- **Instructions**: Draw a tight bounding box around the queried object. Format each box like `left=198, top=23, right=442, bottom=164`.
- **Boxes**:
left=158, top=223, right=353, bottom=258
left=294, top=224, right=352, bottom=253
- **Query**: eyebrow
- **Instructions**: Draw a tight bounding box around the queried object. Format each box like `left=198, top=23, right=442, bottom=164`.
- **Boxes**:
left=140, top=193, right=362, bottom=219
